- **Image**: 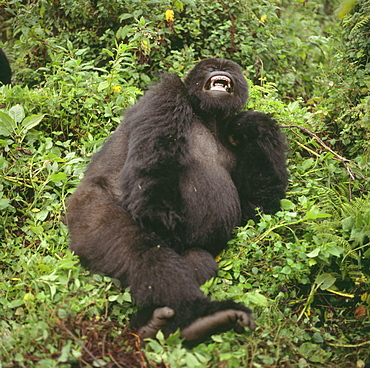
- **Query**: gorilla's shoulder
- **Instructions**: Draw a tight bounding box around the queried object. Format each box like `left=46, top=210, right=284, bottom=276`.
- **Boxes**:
left=126, top=73, right=190, bottom=119
left=149, top=73, right=187, bottom=96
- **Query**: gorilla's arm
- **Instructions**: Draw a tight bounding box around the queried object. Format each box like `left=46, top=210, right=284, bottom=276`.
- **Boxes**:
left=227, top=111, right=289, bottom=220
left=119, top=74, right=193, bottom=244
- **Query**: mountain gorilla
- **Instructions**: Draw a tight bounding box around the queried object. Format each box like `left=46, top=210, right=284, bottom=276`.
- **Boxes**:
left=0, top=49, right=11, bottom=85
left=66, top=58, right=288, bottom=343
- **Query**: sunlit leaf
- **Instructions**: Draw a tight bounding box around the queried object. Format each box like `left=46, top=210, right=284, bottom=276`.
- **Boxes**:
left=315, top=273, right=336, bottom=290
left=9, top=104, right=25, bottom=124
left=21, top=114, right=44, bottom=133
left=0, top=111, right=15, bottom=136
left=49, top=172, right=67, bottom=181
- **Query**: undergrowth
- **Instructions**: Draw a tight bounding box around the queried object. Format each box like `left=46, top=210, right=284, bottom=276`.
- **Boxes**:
left=1, top=0, right=369, bottom=367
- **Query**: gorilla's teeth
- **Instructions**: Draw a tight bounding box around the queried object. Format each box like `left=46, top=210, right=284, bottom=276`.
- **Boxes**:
left=208, top=75, right=232, bottom=92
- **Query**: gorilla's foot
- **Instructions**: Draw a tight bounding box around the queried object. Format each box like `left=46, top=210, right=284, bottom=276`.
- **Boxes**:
left=136, top=306, right=175, bottom=340
left=137, top=307, right=255, bottom=345
left=180, top=309, right=256, bottom=344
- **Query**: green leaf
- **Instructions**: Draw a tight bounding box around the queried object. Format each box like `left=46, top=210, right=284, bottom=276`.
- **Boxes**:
left=326, top=245, right=344, bottom=257
left=304, top=207, right=331, bottom=220
left=8, top=299, right=24, bottom=309
left=98, top=81, right=109, bottom=92
left=122, top=291, right=132, bottom=302
left=211, top=335, right=224, bottom=342
left=174, top=0, right=184, bottom=11
left=182, top=0, right=196, bottom=7
left=21, top=114, right=44, bottom=133
left=341, top=216, right=353, bottom=231
left=34, top=210, right=49, bottom=221
left=116, top=25, right=132, bottom=40
left=9, top=104, right=25, bottom=124
left=219, top=260, right=233, bottom=270
left=315, top=273, right=336, bottom=290
left=185, top=352, right=202, bottom=366
left=244, top=291, right=269, bottom=307
left=49, top=172, right=67, bottom=181
left=281, top=198, right=295, bottom=211
left=299, top=342, right=327, bottom=363
left=119, top=13, right=134, bottom=21
left=0, top=197, right=11, bottom=210
left=23, top=293, right=35, bottom=301
left=307, top=248, right=320, bottom=258
left=155, top=330, right=165, bottom=344
left=336, top=0, right=356, bottom=18
left=0, top=111, right=15, bottom=136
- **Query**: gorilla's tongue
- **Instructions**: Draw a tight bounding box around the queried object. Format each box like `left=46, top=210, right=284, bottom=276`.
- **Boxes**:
left=208, top=76, right=232, bottom=93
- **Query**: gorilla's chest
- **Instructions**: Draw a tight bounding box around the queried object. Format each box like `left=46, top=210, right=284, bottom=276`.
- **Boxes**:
left=180, top=120, right=241, bottom=247
left=188, top=120, right=235, bottom=171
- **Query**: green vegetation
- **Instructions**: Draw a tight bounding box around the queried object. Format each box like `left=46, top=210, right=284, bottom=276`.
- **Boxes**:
left=1, top=0, right=369, bottom=367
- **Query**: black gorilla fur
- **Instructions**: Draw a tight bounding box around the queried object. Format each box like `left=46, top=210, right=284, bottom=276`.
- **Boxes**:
left=66, top=58, right=288, bottom=342
left=0, top=49, right=11, bottom=85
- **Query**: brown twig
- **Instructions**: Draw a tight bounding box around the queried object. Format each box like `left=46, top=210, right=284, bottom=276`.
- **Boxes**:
left=44, top=305, right=103, bottom=367
left=281, top=124, right=368, bottom=182
left=57, top=320, right=103, bottom=367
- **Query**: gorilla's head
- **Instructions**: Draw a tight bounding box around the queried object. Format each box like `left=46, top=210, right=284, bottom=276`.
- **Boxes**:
left=185, top=58, right=248, bottom=120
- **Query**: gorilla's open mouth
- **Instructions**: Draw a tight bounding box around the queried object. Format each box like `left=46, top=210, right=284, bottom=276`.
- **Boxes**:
left=204, top=75, right=233, bottom=93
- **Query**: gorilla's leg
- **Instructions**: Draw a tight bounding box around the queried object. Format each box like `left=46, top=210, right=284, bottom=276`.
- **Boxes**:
left=183, top=248, right=218, bottom=286
left=67, top=177, right=206, bottom=301
left=136, top=251, right=255, bottom=344
left=67, top=178, right=255, bottom=344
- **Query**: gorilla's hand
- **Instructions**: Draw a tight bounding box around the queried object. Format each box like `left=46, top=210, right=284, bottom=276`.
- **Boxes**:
left=228, top=110, right=280, bottom=146
left=137, top=306, right=255, bottom=345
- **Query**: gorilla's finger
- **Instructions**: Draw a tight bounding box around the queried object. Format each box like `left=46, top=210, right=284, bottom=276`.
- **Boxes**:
left=232, top=310, right=256, bottom=333
left=180, top=309, right=255, bottom=343
left=137, top=307, right=175, bottom=339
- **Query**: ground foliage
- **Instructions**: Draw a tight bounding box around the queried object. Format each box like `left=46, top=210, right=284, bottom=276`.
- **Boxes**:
left=0, top=0, right=369, bottom=367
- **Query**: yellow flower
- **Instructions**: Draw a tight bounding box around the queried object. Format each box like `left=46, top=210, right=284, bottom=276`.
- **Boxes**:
left=112, top=85, right=122, bottom=93
left=260, top=14, right=267, bottom=24
left=165, top=9, right=175, bottom=22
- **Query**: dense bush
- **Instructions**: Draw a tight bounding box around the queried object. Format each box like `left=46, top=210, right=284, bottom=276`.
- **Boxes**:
left=311, top=0, right=370, bottom=158
left=3, top=0, right=340, bottom=98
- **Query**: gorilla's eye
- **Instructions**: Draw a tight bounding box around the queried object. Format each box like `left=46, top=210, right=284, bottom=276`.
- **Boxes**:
left=206, top=65, right=217, bottom=72
left=204, top=75, right=233, bottom=93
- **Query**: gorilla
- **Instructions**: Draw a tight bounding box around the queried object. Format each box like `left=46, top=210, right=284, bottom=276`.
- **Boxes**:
left=0, top=48, right=11, bottom=85
left=66, top=58, right=288, bottom=343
